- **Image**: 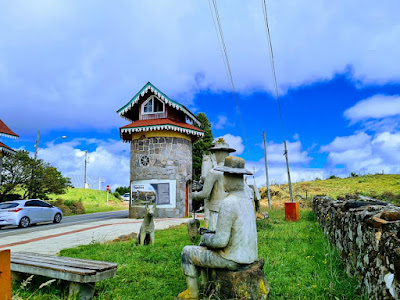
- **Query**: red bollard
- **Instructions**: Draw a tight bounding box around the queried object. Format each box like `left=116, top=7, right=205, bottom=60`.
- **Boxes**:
left=0, top=249, right=11, bottom=300
left=285, top=202, right=300, bottom=221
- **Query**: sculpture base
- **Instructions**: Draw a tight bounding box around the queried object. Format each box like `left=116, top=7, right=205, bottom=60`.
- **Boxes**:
left=202, top=259, right=269, bottom=300
left=285, top=202, right=300, bottom=221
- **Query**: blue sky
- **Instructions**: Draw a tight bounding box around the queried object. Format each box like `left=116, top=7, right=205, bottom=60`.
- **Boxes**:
left=1, top=1, right=400, bottom=189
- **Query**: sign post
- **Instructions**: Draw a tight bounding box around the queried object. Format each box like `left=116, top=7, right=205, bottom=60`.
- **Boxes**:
left=0, top=249, right=11, bottom=300
left=106, top=185, right=110, bottom=206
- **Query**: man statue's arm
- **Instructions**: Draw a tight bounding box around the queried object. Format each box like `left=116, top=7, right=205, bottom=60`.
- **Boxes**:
left=193, top=172, right=217, bottom=200
left=201, top=200, right=235, bottom=248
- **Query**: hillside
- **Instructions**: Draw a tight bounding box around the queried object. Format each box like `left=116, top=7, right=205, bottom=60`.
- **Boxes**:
left=48, top=187, right=127, bottom=214
left=260, top=174, right=400, bottom=208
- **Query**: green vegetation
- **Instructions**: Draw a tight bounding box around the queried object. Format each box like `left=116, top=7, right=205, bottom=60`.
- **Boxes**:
left=47, top=188, right=126, bottom=214
left=0, top=150, right=71, bottom=201
left=287, top=174, right=400, bottom=205
left=192, top=112, right=214, bottom=181
left=13, top=210, right=362, bottom=299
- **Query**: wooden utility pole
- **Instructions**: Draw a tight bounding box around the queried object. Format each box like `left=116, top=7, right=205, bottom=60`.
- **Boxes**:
left=263, top=131, right=271, bottom=209
left=283, top=141, right=294, bottom=202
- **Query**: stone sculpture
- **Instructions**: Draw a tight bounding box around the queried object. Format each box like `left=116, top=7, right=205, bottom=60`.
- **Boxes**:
left=192, top=141, right=235, bottom=230
left=136, top=203, right=155, bottom=245
left=178, top=156, right=258, bottom=300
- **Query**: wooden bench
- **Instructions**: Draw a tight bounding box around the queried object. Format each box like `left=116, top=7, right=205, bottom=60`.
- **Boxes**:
left=10, top=252, right=117, bottom=300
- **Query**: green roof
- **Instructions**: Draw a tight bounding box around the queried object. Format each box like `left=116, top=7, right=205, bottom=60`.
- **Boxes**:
left=117, top=82, right=200, bottom=125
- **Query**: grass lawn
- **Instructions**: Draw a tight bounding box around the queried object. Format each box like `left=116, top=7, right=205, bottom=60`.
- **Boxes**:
left=48, top=188, right=127, bottom=214
left=12, top=209, right=363, bottom=299
left=291, top=174, right=400, bottom=203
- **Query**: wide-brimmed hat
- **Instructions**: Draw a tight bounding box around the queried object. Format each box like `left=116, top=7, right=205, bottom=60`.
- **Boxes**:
left=214, top=156, right=252, bottom=175
left=207, top=141, right=236, bottom=153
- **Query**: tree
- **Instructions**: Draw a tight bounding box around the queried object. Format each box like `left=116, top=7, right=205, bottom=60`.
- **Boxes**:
left=0, top=150, right=71, bottom=201
left=115, top=186, right=130, bottom=195
left=192, top=112, right=214, bottom=181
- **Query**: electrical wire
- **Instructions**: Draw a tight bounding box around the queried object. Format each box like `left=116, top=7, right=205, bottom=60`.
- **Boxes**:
left=208, top=0, right=252, bottom=160
left=261, top=0, right=286, bottom=139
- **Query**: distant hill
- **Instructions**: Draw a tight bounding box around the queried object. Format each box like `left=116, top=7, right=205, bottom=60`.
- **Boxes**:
left=259, top=174, right=400, bottom=208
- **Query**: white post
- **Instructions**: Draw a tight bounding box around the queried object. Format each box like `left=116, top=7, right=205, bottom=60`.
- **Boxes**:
left=107, top=190, right=109, bottom=206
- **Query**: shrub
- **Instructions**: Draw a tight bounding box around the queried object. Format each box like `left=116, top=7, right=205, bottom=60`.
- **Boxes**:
left=328, top=175, right=338, bottom=179
left=350, top=172, right=358, bottom=177
left=70, top=201, right=86, bottom=215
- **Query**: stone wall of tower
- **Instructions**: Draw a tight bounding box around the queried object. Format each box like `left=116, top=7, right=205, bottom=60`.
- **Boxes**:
left=129, top=136, right=193, bottom=218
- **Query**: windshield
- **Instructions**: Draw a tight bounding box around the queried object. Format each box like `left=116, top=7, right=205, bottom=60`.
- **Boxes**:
left=124, top=193, right=130, bottom=197
left=0, top=203, right=20, bottom=209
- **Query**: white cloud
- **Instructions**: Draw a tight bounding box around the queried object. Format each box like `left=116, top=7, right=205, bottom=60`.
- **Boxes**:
left=320, top=132, right=371, bottom=152
left=214, top=115, right=233, bottom=130
left=321, top=131, right=400, bottom=175
left=344, top=95, right=400, bottom=122
left=1, top=1, right=400, bottom=132
left=264, top=141, right=312, bottom=164
left=37, top=138, right=130, bottom=190
left=217, top=134, right=244, bottom=155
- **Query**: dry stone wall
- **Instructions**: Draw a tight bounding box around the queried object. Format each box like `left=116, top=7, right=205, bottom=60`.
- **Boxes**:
left=313, top=196, right=400, bottom=299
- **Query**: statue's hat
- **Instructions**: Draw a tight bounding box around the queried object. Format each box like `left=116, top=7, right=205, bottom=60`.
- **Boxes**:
left=207, top=141, right=236, bottom=153
left=214, top=156, right=252, bottom=175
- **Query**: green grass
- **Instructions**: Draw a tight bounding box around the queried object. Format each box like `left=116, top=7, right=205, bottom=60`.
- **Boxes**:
left=286, top=174, right=400, bottom=205
left=12, top=209, right=363, bottom=299
left=48, top=188, right=126, bottom=214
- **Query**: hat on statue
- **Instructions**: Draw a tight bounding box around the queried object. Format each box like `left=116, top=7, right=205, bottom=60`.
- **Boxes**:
left=207, top=141, right=236, bottom=153
left=214, top=156, right=253, bottom=175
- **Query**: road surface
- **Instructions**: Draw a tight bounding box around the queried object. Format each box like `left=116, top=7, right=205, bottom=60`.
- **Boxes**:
left=0, top=209, right=129, bottom=238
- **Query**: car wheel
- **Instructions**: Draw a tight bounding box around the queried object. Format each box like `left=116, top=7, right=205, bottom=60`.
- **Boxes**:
left=53, top=213, right=62, bottom=224
left=19, top=216, right=30, bottom=228
left=0, top=225, right=4, bottom=229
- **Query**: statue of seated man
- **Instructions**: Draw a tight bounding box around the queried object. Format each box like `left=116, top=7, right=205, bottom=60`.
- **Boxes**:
left=178, top=156, right=258, bottom=300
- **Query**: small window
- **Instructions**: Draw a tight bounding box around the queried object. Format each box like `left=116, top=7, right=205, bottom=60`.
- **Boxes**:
left=142, top=96, right=164, bottom=114
left=25, top=201, right=36, bottom=207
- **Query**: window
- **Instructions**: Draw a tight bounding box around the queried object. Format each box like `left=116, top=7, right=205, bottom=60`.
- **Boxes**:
left=36, top=200, right=52, bottom=208
left=142, top=96, right=164, bottom=114
left=0, top=203, right=19, bottom=209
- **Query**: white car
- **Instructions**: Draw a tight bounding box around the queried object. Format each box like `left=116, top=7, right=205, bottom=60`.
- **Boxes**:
left=0, top=199, right=63, bottom=229
left=121, top=193, right=130, bottom=201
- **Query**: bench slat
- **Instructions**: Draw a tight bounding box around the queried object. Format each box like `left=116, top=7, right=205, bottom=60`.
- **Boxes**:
left=11, top=258, right=97, bottom=276
left=11, top=252, right=116, bottom=272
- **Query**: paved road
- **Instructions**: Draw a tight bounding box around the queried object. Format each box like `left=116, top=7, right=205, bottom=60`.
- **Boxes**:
left=0, top=209, right=129, bottom=238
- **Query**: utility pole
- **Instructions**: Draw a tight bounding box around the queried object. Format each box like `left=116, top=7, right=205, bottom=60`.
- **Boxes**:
left=34, top=130, right=40, bottom=160
left=263, top=131, right=271, bottom=209
left=283, top=141, right=294, bottom=202
left=84, top=151, right=88, bottom=188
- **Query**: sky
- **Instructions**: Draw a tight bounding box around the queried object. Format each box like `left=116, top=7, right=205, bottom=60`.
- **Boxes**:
left=1, top=0, right=400, bottom=190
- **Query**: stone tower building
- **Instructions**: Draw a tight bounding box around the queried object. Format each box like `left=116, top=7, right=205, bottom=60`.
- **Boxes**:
left=117, top=82, right=204, bottom=218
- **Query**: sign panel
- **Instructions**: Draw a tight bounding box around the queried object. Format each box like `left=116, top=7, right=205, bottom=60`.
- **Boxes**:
left=131, top=179, right=176, bottom=208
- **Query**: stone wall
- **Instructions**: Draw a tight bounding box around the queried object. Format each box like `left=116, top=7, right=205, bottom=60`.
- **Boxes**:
left=313, top=196, right=400, bottom=299
left=130, top=136, right=192, bottom=218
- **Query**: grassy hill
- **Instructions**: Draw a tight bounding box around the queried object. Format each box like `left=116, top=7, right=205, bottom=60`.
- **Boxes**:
left=260, top=174, right=400, bottom=208
left=48, top=188, right=127, bottom=214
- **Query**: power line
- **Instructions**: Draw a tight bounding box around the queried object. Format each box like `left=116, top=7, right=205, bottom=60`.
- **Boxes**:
left=208, top=0, right=252, bottom=160
left=261, top=0, right=294, bottom=201
left=261, top=0, right=286, bottom=139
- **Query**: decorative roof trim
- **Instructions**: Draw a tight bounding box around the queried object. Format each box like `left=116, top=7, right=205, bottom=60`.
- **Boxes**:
left=117, top=82, right=200, bottom=126
left=0, top=132, right=18, bottom=139
left=120, top=124, right=204, bottom=141
left=0, top=145, right=16, bottom=155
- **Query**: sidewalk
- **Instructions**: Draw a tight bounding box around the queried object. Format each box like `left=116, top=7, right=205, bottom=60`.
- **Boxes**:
left=0, top=217, right=188, bottom=255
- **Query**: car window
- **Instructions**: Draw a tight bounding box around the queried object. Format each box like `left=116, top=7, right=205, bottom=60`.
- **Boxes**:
left=0, top=203, right=19, bottom=209
left=124, top=193, right=130, bottom=197
left=36, top=200, right=52, bottom=208
left=25, top=201, right=36, bottom=207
